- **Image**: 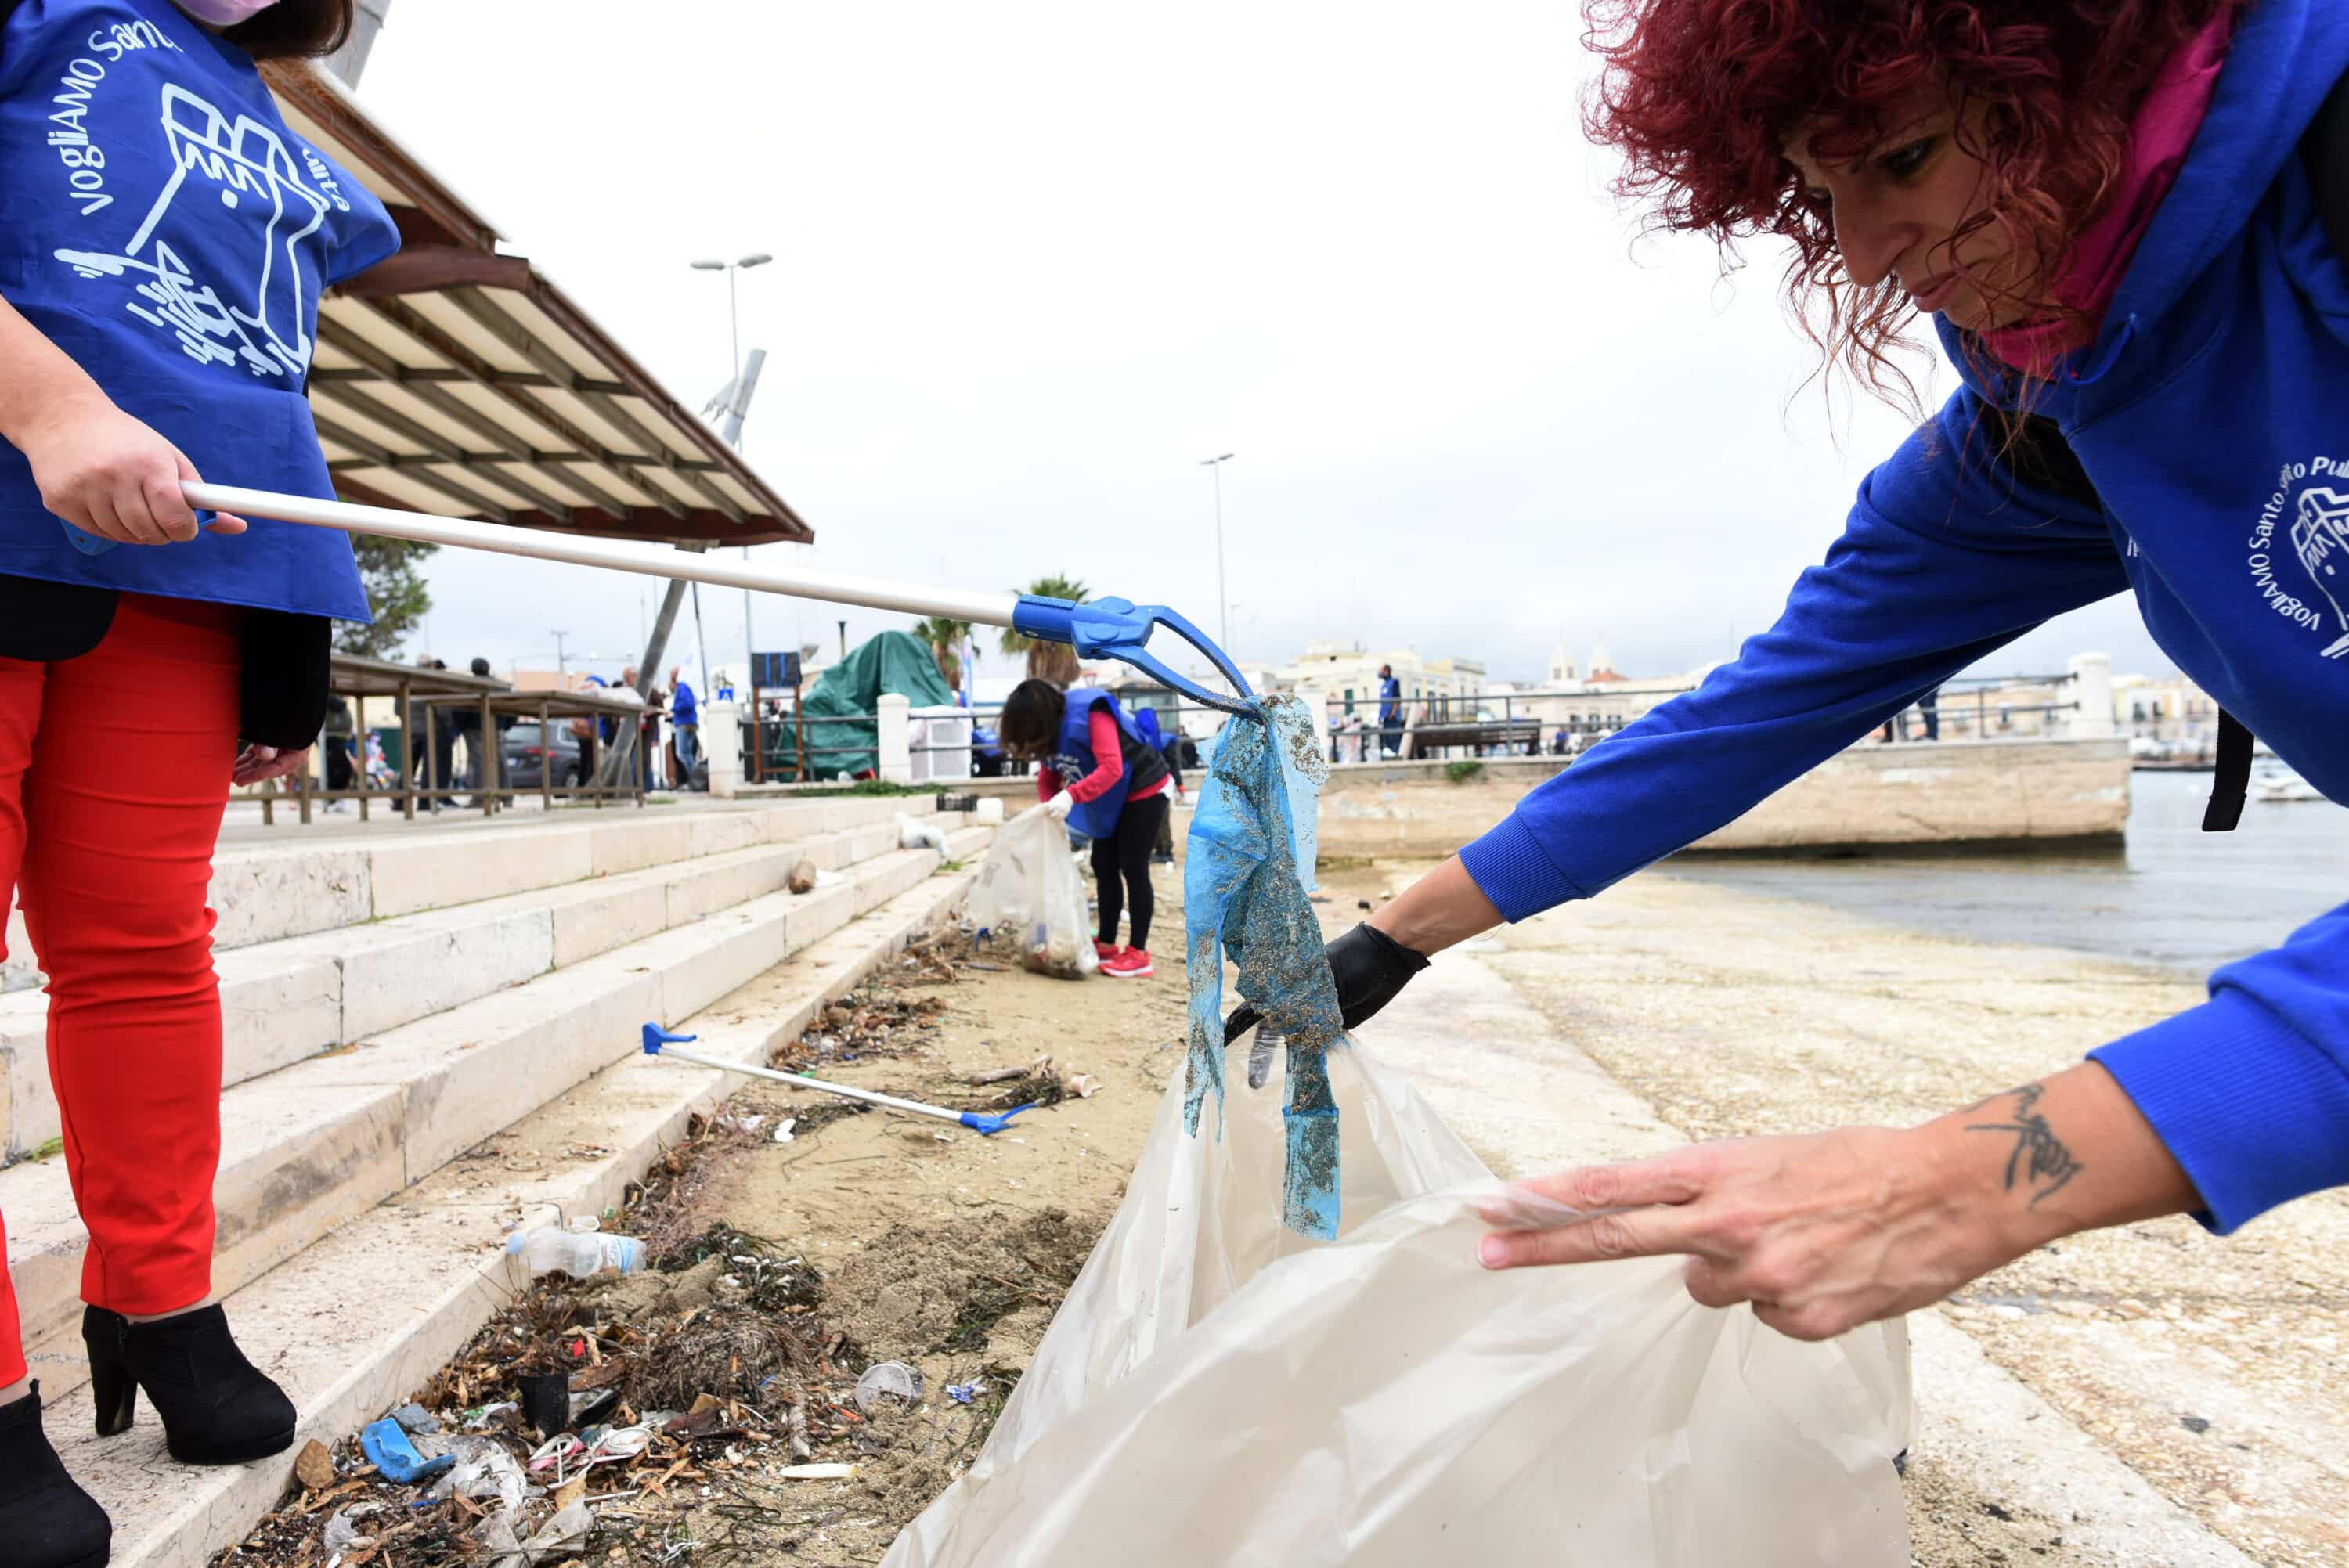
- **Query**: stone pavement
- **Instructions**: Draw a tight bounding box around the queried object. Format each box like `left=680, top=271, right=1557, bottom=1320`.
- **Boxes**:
left=1344, top=866, right=2336, bottom=1566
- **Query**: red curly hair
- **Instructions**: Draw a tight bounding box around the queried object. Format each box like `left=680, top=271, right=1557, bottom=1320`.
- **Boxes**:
left=1584, top=0, right=2236, bottom=406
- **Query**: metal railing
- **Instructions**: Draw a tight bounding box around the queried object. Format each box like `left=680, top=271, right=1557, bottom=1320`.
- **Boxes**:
left=875, top=675, right=2091, bottom=770
left=251, top=676, right=652, bottom=825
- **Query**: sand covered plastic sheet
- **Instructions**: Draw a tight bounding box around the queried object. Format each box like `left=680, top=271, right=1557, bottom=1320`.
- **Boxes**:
left=886, top=697, right=1911, bottom=1566
left=1179, top=695, right=1347, bottom=1236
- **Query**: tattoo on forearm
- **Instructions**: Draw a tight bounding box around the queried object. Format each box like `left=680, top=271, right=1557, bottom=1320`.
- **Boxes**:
left=1965, top=1084, right=2084, bottom=1207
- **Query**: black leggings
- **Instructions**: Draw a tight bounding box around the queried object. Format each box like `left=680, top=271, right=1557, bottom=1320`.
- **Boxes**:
left=1092, top=791, right=1169, bottom=951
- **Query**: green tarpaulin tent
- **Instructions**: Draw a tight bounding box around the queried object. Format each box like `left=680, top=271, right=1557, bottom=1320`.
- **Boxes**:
left=791, top=629, right=956, bottom=780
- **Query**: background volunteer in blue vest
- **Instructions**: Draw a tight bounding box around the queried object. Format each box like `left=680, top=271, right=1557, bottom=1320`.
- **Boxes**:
left=0, top=2, right=398, bottom=1561
left=669, top=664, right=700, bottom=788
left=1377, top=664, right=1403, bottom=758
left=999, top=680, right=1174, bottom=980
left=1243, top=0, right=2349, bottom=1346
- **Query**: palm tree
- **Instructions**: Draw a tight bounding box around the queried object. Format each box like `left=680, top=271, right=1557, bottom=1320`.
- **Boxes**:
left=910, top=617, right=974, bottom=691
left=998, top=575, right=1088, bottom=687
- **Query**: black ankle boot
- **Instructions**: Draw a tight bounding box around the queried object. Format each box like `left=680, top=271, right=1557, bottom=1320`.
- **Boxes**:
left=0, top=1383, right=111, bottom=1568
left=83, top=1305, right=296, bottom=1465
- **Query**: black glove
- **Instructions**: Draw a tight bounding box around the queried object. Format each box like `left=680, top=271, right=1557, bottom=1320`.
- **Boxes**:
left=1222, top=922, right=1431, bottom=1045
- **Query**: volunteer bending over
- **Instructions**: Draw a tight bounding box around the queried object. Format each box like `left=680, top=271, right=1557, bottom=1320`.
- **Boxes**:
left=999, top=680, right=1171, bottom=979
left=1267, top=0, right=2349, bottom=1343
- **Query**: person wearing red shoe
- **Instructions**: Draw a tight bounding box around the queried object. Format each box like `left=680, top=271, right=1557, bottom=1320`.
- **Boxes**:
left=999, top=680, right=1171, bottom=980
left=0, top=3, right=395, bottom=1564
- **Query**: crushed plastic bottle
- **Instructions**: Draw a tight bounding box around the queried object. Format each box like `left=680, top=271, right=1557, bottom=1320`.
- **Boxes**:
left=854, top=1360, right=924, bottom=1411
left=504, top=1226, right=644, bottom=1280
left=1246, top=1029, right=1284, bottom=1090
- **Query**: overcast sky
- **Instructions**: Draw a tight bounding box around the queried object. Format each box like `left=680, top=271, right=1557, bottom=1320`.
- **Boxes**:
left=355, top=0, right=2176, bottom=690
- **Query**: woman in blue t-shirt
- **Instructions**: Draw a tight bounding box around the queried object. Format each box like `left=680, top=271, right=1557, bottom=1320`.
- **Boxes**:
left=0, top=5, right=398, bottom=1562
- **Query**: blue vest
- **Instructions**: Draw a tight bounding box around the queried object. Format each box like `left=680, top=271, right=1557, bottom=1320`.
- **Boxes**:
left=1048, top=687, right=1149, bottom=842
left=0, top=0, right=401, bottom=621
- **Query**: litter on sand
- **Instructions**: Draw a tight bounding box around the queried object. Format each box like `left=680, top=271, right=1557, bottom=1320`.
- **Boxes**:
left=359, top=1416, right=453, bottom=1485
left=854, top=1360, right=924, bottom=1411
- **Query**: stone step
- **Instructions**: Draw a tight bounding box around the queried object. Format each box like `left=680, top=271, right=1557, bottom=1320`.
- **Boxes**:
left=0, top=812, right=921, bottom=1162
left=4, top=825, right=990, bottom=1405
left=0, top=797, right=937, bottom=998
left=43, top=856, right=983, bottom=1568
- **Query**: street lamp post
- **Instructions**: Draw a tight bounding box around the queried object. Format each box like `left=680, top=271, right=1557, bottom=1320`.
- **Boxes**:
left=690, top=253, right=774, bottom=702
left=1200, top=452, right=1235, bottom=655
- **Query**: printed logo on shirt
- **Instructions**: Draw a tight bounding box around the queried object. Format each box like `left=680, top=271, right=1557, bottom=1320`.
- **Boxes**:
left=40, top=23, right=336, bottom=382
left=2247, top=458, right=2349, bottom=661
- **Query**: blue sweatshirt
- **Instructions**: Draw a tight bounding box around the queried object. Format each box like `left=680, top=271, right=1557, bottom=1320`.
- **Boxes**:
left=1461, top=0, right=2349, bottom=1235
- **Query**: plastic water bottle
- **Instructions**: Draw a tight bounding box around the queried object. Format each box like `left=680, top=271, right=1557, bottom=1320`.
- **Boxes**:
left=504, top=1226, right=644, bottom=1279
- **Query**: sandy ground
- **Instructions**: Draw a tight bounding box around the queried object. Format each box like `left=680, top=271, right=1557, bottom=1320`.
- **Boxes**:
left=1435, top=861, right=2349, bottom=1568
left=228, top=835, right=2339, bottom=1566
left=639, top=871, right=1194, bottom=1564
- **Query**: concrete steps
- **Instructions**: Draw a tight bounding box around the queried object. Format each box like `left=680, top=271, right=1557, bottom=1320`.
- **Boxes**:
left=0, top=795, right=926, bottom=993
left=6, top=825, right=986, bottom=1400
left=0, top=813, right=909, bottom=1161
left=47, top=856, right=985, bottom=1568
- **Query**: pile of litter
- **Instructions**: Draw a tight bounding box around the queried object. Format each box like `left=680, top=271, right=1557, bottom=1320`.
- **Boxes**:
left=226, top=1090, right=1098, bottom=1567
left=791, top=986, right=950, bottom=1068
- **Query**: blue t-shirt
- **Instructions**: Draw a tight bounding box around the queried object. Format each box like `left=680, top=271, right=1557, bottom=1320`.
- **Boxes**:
left=0, top=0, right=401, bottom=620
left=670, top=679, right=698, bottom=728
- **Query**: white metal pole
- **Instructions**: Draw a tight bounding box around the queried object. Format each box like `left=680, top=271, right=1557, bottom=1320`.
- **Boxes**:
left=1200, top=452, right=1233, bottom=655
left=183, top=482, right=1023, bottom=628
left=650, top=1042, right=969, bottom=1126
left=727, top=265, right=742, bottom=388
left=1213, top=461, right=1228, bottom=654
left=742, top=546, right=756, bottom=694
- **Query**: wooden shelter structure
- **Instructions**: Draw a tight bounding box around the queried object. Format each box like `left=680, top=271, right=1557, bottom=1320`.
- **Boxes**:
left=260, top=60, right=811, bottom=548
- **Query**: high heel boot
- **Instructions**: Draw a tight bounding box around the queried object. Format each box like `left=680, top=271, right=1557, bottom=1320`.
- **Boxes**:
left=83, top=1305, right=296, bottom=1465
left=0, top=1382, right=112, bottom=1568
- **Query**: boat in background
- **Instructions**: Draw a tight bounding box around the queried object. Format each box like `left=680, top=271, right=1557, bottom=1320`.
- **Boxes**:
left=2253, top=764, right=2326, bottom=802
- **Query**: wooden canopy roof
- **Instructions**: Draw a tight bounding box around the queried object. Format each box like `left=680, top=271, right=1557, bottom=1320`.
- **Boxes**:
left=262, top=63, right=812, bottom=547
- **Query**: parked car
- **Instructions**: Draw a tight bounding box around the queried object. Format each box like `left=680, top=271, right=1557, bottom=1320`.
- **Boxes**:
left=502, top=722, right=586, bottom=790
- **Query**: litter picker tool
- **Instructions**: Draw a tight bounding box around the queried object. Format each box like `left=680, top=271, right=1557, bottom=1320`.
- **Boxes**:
left=146, top=483, right=1262, bottom=718
left=638, top=1024, right=1038, bottom=1136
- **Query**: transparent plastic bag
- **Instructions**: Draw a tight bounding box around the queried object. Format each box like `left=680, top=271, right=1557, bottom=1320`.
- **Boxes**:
left=893, top=698, right=1909, bottom=1566
left=965, top=806, right=1098, bottom=979
left=882, top=1041, right=1912, bottom=1567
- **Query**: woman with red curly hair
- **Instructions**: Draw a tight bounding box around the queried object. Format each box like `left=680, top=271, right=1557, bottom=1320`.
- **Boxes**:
left=1257, top=0, right=2349, bottom=1342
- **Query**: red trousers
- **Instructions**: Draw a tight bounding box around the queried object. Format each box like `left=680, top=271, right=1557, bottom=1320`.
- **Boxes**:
left=0, top=595, right=239, bottom=1385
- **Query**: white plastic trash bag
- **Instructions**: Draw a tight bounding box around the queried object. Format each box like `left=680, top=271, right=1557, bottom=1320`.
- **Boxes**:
left=898, top=812, right=950, bottom=852
left=882, top=1040, right=1912, bottom=1567
left=964, top=806, right=1098, bottom=979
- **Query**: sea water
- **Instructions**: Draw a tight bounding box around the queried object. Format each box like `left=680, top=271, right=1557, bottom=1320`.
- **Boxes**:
left=1665, top=770, right=2349, bottom=975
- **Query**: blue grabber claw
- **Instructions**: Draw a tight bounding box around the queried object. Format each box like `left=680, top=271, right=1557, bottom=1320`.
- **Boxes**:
left=958, top=1102, right=1038, bottom=1136
left=60, top=509, right=217, bottom=557
left=60, top=519, right=116, bottom=557
left=1012, top=596, right=1261, bottom=719
left=642, top=1022, right=696, bottom=1054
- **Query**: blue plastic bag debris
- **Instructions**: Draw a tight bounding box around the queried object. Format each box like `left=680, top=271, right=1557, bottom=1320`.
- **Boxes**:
left=1182, top=695, right=1346, bottom=1237
left=361, top=1415, right=455, bottom=1484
